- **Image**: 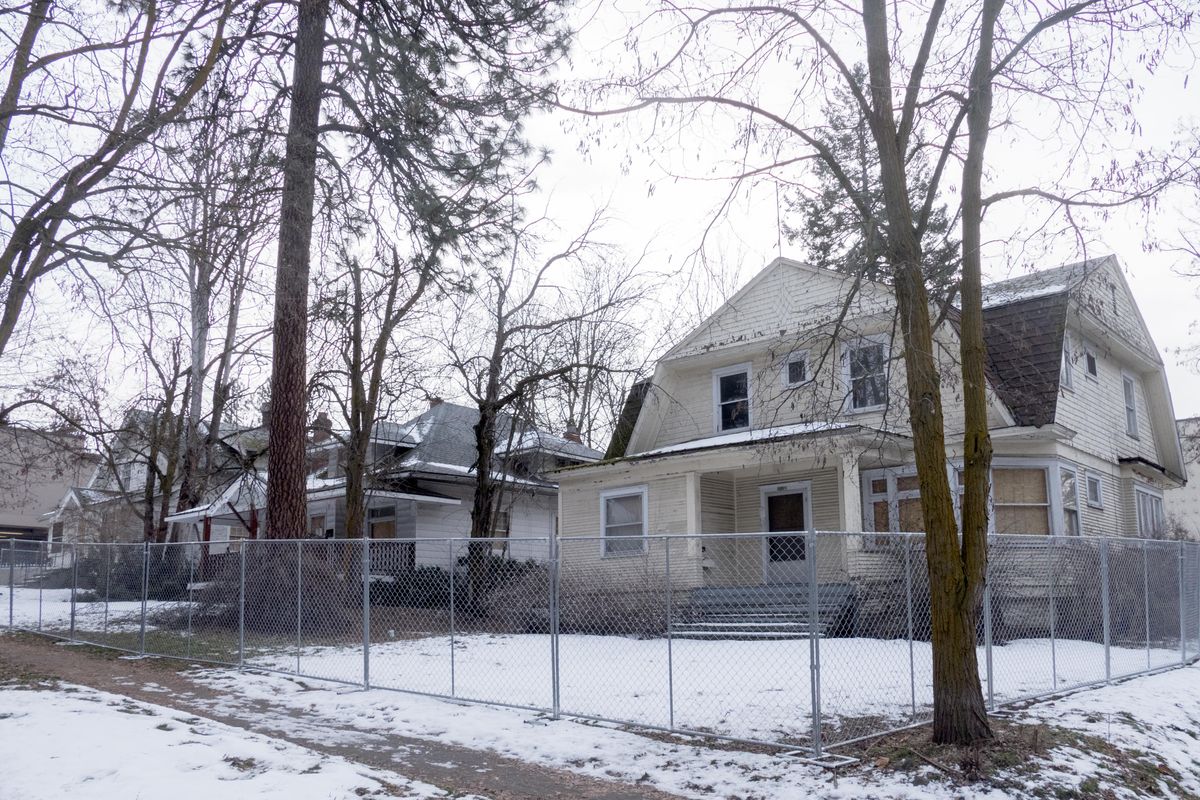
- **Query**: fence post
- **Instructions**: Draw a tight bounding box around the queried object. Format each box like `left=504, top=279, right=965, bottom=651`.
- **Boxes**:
left=1101, top=538, right=1111, bottom=683
left=69, top=544, right=77, bottom=641
left=1049, top=537, right=1058, bottom=692
left=1180, top=540, right=1187, bottom=665
left=448, top=541, right=456, bottom=698
left=905, top=536, right=915, bottom=719
left=983, top=571, right=995, bottom=713
left=102, top=545, right=111, bottom=635
left=807, top=530, right=821, bottom=759
left=238, top=543, right=246, bottom=669
left=1143, top=540, right=1151, bottom=671
left=7, top=540, right=14, bottom=630
left=666, top=537, right=675, bottom=731
left=550, top=535, right=561, bottom=720
left=361, top=537, right=370, bottom=689
left=38, top=543, right=44, bottom=631
left=186, top=548, right=195, bottom=660
left=296, top=539, right=303, bottom=675
left=139, top=541, right=149, bottom=654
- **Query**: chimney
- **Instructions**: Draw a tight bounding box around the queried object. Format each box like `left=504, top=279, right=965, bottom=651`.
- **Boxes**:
left=428, top=396, right=443, bottom=409
left=563, top=420, right=582, bottom=444
left=260, top=401, right=272, bottom=428
left=311, top=411, right=332, bottom=443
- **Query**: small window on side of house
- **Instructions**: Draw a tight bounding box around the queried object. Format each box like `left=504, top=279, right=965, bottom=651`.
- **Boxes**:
left=784, top=352, right=808, bottom=387
left=1122, top=374, right=1139, bottom=438
left=1084, top=349, right=1098, bottom=379
left=1085, top=474, right=1103, bottom=508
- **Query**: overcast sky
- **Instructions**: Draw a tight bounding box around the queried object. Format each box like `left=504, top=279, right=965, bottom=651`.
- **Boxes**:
left=520, top=1, right=1200, bottom=418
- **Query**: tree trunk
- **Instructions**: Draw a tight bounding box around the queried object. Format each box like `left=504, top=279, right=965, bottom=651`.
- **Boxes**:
left=266, top=0, right=328, bottom=539
left=862, top=0, right=990, bottom=745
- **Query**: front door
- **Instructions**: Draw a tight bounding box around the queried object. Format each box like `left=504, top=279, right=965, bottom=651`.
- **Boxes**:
left=761, top=484, right=811, bottom=583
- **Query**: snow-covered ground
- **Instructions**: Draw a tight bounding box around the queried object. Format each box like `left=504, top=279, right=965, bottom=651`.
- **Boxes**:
left=0, top=682, right=479, bottom=800
left=189, top=661, right=1200, bottom=799
left=7, top=587, right=148, bottom=633
left=240, top=632, right=1183, bottom=745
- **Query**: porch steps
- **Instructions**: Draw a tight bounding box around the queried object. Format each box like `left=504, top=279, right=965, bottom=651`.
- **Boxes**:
left=674, top=583, right=856, bottom=639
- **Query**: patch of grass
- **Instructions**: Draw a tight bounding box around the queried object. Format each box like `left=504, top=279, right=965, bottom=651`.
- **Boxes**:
left=223, top=756, right=258, bottom=772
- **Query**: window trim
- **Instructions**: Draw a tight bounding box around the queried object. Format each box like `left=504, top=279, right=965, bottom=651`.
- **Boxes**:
left=600, top=485, right=649, bottom=557
left=1060, top=333, right=1074, bottom=391
left=782, top=350, right=810, bottom=389
left=1134, top=484, right=1165, bottom=538
left=1085, top=473, right=1104, bottom=509
left=1122, top=371, right=1139, bottom=439
left=711, top=362, right=753, bottom=434
left=1083, top=343, right=1099, bottom=380
left=1059, top=465, right=1082, bottom=536
left=842, top=334, right=890, bottom=414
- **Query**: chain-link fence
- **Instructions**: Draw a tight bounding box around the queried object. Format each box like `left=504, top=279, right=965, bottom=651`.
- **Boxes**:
left=5, top=532, right=1198, bottom=762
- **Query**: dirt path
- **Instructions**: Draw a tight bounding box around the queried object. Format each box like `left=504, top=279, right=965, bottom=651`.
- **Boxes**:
left=0, top=632, right=683, bottom=800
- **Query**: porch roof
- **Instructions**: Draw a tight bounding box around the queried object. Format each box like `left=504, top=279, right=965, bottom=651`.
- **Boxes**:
left=559, top=422, right=909, bottom=477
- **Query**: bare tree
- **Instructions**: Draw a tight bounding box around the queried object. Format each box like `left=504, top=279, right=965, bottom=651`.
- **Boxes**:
left=441, top=213, right=646, bottom=599
left=0, top=0, right=237, bottom=360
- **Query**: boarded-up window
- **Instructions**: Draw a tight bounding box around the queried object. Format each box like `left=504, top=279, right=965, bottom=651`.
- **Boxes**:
left=993, top=468, right=1050, bottom=535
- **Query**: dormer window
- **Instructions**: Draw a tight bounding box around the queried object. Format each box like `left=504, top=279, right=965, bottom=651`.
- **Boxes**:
left=713, top=363, right=751, bottom=432
left=845, top=338, right=888, bottom=412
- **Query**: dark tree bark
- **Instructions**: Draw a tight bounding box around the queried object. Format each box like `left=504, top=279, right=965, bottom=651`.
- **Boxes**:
left=862, top=0, right=991, bottom=744
left=266, top=0, right=329, bottom=539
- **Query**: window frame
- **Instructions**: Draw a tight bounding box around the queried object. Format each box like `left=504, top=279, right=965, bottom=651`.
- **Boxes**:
left=1134, top=485, right=1165, bottom=538
left=1083, top=343, right=1099, bottom=380
left=842, top=334, right=890, bottom=413
left=782, top=350, right=810, bottom=389
left=1059, top=466, right=1082, bottom=536
left=600, top=485, right=649, bottom=557
left=1085, top=473, right=1104, bottom=509
left=860, top=466, right=926, bottom=551
left=711, top=362, right=753, bottom=434
left=1060, top=333, right=1074, bottom=391
left=1122, top=372, right=1139, bottom=439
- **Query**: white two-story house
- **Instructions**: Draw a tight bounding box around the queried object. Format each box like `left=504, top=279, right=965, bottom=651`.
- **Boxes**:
left=556, top=255, right=1186, bottom=588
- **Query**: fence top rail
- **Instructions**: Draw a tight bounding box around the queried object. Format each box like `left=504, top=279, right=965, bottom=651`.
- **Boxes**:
left=34, top=531, right=1199, bottom=549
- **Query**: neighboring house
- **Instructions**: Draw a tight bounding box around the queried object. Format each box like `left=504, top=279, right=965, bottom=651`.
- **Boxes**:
left=0, top=425, right=98, bottom=548
left=1166, top=417, right=1200, bottom=537
left=169, top=400, right=602, bottom=566
left=44, top=410, right=267, bottom=545
left=556, top=255, right=1186, bottom=590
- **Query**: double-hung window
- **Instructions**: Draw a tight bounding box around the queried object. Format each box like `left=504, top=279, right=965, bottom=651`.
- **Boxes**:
left=1084, top=346, right=1098, bottom=379
left=1085, top=474, right=1104, bottom=508
left=713, top=364, right=751, bottom=432
left=845, top=338, right=888, bottom=411
left=602, top=487, right=647, bottom=555
left=1122, top=373, right=1139, bottom=438
left=1135, top=487, right=1165, bottom=538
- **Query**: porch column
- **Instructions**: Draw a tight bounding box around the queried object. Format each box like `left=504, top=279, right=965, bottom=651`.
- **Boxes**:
left=684, top=471, right=701, bottom=535
left=839, top=455, right=863, bottom=533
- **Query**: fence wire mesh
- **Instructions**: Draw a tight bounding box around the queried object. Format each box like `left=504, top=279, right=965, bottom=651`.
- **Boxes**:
left=5, top=532, right=1199, bottom=757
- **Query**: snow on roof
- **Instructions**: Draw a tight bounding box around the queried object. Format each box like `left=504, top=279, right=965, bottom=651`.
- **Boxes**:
left=637, top=421, right=851, bottom=457
left=496, top=430, right=603, bottom=462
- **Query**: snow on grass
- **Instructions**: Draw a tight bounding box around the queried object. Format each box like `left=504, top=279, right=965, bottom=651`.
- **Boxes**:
left=188, top=660, right=1200, bottom=800
left=0, top=681, right=476, bottom=800
left=239, top=631, right=1182, bottom=745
